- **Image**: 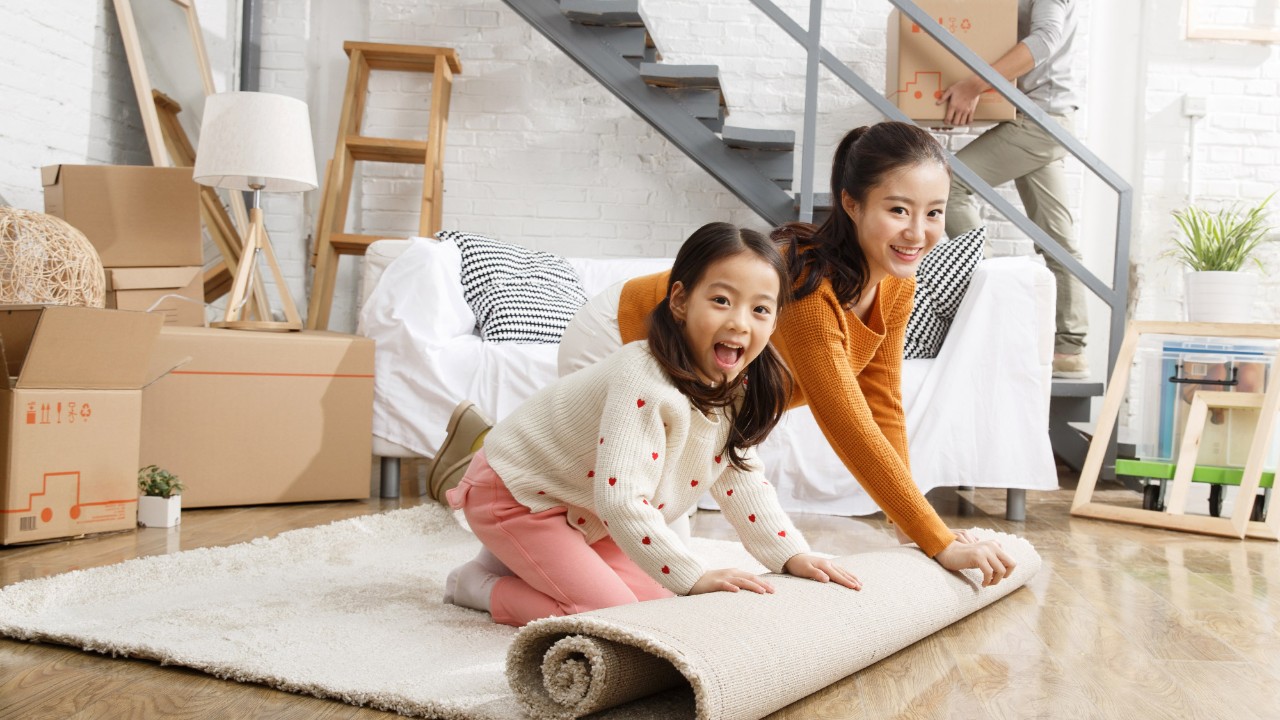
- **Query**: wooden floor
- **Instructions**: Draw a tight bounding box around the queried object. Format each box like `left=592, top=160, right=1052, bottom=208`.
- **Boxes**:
left=3, top=462, right=1279, bottom=720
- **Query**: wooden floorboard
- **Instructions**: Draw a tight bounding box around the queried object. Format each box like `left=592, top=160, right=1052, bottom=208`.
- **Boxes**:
left=2, top=462, right=1278, bottom=719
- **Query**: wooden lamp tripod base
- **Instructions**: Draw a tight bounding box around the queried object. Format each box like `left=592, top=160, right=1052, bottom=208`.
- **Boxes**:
left=210, top=205, right=303, bottom=332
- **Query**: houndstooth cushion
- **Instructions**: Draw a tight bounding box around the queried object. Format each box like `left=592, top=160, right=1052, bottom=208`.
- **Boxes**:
left=903, top=226, right=986, bottom=359
left=439, top=230, right=588, bottom=343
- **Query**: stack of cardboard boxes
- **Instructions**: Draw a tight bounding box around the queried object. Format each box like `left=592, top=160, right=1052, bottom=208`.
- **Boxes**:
left=42, top=165, right=206, bottom=327
left=1, top=164, right=375, bottom=545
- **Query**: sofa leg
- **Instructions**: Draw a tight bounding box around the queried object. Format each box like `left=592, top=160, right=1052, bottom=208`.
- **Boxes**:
left=380, top=456, right=401, bottom=499
left=1005, top=489, right=1026, bottom=522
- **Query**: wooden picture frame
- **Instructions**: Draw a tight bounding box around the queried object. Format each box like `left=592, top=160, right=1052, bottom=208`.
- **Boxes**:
left=112, top=0, right=254, bottom=305
left=1185, top=0, right=1280, bottom=43
left=1071, top=321, right=1280, bottom=541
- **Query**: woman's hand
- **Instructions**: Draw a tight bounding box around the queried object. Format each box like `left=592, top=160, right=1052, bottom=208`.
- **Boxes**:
left=951, top=528, right=981, bottom=544
left=784, top=554, right=862, bottom=590
left=934, top=538, right=1016, bottom=587
left=689, top=568, right=775, bottom=595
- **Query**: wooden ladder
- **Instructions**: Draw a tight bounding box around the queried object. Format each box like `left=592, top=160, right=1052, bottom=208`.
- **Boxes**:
left=306, top=41, right=462, bottom=330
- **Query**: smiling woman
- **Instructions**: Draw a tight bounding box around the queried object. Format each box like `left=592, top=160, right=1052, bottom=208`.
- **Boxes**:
left=603, top=122, right=1017, bottom=588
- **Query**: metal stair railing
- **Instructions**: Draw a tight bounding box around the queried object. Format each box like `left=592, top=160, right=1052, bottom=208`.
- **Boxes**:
left=753, top=0, right=1132, bottom=377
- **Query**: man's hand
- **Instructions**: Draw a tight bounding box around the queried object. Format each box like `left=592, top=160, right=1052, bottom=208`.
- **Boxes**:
left=689, top=568, right=775, bottom=595
left=934, top=538, right=1016, bottom=587
left=938, top=75, right=985, bottom=126
left=784, top=554, right=862, bottom=590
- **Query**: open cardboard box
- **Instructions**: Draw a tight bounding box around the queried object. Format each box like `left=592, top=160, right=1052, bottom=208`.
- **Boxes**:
left=106, top=266, right=205, bottom=327
left=141, top=327, right=375, bottom=508
left=0, top=306, right=165, bottom=545
left=886, top=0, right=1017, bottom=124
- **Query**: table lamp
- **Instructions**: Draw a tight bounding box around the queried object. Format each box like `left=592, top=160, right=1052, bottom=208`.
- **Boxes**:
left=194, top=91, right=318, bottom=331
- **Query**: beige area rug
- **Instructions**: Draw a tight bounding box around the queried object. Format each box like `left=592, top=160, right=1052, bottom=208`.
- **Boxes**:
left=0, top=503, right=1039, bottom=719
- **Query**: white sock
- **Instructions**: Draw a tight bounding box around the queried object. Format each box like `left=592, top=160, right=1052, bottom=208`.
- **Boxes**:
left=473, top=547, right=514, bottom=577
left=443, top=560, right=500, bottom=612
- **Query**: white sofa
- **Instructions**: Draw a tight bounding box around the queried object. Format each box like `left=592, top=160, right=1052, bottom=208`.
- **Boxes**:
left=358, top=237, right=1059, bottom=520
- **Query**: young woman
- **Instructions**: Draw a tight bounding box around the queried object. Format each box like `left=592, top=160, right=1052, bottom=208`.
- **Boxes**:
left=560, top=122, right=1016, bottom=587
left=445, top=223, right=861, bottom=627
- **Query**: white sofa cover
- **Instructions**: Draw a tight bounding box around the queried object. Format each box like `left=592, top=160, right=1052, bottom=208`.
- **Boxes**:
left=358, top=237, right=1059, bottom=517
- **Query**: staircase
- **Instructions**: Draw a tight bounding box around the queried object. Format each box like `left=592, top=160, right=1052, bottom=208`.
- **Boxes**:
left=502, top=0, right=1112, bottom=472
left=501, top=0, right=798, bottom=225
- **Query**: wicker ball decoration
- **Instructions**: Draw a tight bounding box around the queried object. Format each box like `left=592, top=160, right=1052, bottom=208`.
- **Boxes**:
left=0, top=207, right=105, bottom=308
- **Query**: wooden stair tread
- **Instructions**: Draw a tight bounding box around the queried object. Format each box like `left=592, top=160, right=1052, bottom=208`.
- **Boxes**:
left=561, top=0, right=644, bottom=27
left=343, top=41, right=462, bottom=73
left=345, top=136, right=428, bottom=163
left=640, top=62, right=721, bottom=89
left=722, top=126, right=796, bottom=151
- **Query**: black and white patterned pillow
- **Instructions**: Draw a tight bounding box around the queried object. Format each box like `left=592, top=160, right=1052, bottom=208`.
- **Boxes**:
left=438, top=230, right=588, bottom=343
left=903, top=226, right=986, bottom=359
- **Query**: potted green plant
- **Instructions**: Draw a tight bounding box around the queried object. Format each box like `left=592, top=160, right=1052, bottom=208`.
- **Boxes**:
left=1169, top=193, right=1276, bottom=323
left=137, top=465, right=184, bottom=528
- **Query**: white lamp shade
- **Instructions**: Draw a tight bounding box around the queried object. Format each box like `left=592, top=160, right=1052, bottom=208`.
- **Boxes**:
left=193, top=92, right=319, bottom=193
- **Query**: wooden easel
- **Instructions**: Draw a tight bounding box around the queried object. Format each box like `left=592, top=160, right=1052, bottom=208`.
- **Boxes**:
left=1071, top=321, right=1280, bottom=541
left=152, top=90, right=269, bottom=319
left=305, top=42, right=461, bottom=330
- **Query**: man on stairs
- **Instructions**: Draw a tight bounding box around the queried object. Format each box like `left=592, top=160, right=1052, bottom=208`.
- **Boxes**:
left=938, top=0, right=1088, bottom=379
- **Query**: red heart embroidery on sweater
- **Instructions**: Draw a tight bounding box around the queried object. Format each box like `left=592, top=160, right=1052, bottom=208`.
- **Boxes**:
left=652, top=452, right=659, bottom=460
left=538, top=491, right=546, bottom=495
left=637, top=398, right=646, bottom=407
left=600, top=437, right=604, bottom=444
left=778, top=530, right=786, bottom=537
left=642, top=498, right=649, bottom=505
left=642, top=536, right=651, bottom=544
left=577, top=517, right=586, bottom=525
left=748, top=514, right=756, bottom=522
left=661, top=565, right=670, bottom=574
left=608, top=477, right=617, bottom=486
left=690, top=479, right=699, bottom=487
left=714, top=455, right=722, bottom=463
left=726, top=489, right=733, bottom=496
left=657, top=503, right=665, bottom=509
left=587, top=470, right=595, bottom=478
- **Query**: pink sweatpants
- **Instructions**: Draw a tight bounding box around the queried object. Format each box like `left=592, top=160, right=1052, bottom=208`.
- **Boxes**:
left=447, top=450, right=674, bottom=627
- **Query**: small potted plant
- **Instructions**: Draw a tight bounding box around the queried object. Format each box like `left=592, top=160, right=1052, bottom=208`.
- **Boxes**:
left=1168, top=193, right=1275, bottom=323
left=137, top=465, right=184, bottom=528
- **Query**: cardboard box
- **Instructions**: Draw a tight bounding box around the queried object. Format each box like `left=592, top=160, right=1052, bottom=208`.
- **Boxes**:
left=886, top=0, right=1017, bottom=123
left=1, top=306, right=164, bottom=545
left=106, top=266, right=206, bottom=327
left=42, top=164, right=202, bottom=268
left=141, top=327, right=375, bottom=508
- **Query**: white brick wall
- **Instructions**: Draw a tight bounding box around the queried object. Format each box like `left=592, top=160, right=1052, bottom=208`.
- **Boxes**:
left=4, top=0, right=1277, bottom=356
left=0, top=1, right=149, bottom=209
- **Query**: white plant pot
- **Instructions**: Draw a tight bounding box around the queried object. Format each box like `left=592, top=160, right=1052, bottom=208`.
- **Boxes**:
left=138, top=494, right=181, bottom=528
left=1184, top=271, right=1258, bottom=323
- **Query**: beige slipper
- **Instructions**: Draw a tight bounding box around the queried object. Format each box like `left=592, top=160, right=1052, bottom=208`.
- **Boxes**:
left=430, top=452, right=477, bottom=506
left=426, top=401, right=493, bottom=505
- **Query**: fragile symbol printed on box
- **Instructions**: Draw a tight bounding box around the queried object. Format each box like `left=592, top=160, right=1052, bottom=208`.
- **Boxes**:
left=25, top=401, right=93, bottom=425
left=912, top=17, right=974, bottom=33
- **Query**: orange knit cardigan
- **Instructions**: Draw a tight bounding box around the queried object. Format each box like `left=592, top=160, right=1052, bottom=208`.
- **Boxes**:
left=617, top=269, right=955, bottom=556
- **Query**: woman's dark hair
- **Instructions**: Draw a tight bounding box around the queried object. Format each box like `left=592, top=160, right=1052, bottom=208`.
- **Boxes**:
left=647, top=222, right=794, bottom=469
left=777, top=121, right=950, bottom=307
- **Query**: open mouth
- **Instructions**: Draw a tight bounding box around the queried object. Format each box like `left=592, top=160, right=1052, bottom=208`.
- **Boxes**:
left=714, top=342, right=744, bottom=370
left=891, top=244, right=923, bottom=260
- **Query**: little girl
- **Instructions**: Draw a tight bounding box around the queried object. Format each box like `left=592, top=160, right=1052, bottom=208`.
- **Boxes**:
left=444, top=222, right=861, bottom=627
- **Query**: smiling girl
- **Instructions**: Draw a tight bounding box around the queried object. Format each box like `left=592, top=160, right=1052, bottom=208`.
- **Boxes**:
left=580, top=122, right=1016, bottom=587
left=444, top=222, right=860, bottom=627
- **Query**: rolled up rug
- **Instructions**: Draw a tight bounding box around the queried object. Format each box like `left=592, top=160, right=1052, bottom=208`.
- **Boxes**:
left=507, top=528, right=1039, bottom=720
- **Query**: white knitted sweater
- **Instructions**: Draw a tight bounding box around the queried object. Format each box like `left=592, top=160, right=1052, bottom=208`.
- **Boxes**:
left=485, top=341, right=810, bottom=595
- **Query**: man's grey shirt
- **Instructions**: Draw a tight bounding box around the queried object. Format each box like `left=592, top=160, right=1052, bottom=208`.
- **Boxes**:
left=1018, top=0, right=1078, bottom=115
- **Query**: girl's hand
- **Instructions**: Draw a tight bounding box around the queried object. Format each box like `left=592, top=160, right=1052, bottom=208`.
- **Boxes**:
left=784, top=554, right=862, bottom=590
left=689, top=568, right=775, bottom=595
left=934, top=538, right=1016, bottom=587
